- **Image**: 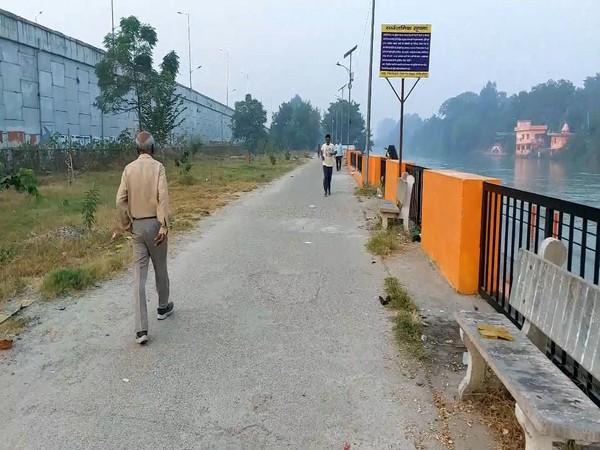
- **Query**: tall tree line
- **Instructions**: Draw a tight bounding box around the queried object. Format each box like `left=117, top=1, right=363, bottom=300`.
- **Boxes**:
left=405, top=74, right=600, bottom=164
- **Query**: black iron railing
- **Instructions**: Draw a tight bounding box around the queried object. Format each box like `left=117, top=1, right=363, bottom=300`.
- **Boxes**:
left=350, top=152, right=357, bottom=170
left=405, top=164, right=427, bottom=227
left=479, top=182, right=600, bottom=404
left=357, top=154, right=363, bottom=173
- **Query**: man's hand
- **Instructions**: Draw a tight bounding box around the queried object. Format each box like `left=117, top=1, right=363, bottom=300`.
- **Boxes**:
left=154, top=230, right=168, bottom=246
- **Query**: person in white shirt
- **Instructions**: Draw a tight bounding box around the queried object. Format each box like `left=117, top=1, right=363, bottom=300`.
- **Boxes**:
left=335, top=143, right=344, bottom=171
left=321, top=134, right=335, bottom=196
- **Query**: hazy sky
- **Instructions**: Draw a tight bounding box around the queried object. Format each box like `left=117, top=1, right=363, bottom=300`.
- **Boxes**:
left=4, top=0, right=600, bottom=133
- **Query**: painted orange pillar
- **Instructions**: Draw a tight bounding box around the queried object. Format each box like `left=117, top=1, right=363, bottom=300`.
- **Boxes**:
left=421, top=170, right=501, bottom=294
left=367, top=155, right=384, bottom=187
left=384, top=160, right=400, bottom=202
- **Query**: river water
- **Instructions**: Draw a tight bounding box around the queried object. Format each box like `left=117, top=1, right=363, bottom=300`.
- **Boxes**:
left=404, top=153, right=600, bottom=209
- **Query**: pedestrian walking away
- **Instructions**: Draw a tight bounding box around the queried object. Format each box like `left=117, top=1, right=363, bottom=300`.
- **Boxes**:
left=335, top=142, right=344, bottom=171
left=116, top=131, right=174, bottom=345
left=321, top=134, right=335, bottom=196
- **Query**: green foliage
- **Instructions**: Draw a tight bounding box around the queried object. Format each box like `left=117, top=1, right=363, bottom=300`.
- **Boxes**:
left=41, top=267, right=95, bottom=297
left=81, top=185, right=100, bottom=230
left=0, top=168, right=39, bottom=197
left=270, top=95, right=321, bottom=150
left=0, top=247, right=16, bottom=265
left=409, top=74, right=600, bottom=164
left=142, top=51, right=186, bottom=144
left=354, top=185, right=378, bottom=197
left=284, top=151, right=291, bottom=160
left=321, top=99, right=367, bottom=148
left=95, top=16, right=185, bottom=143
left=269, top=154, right=277, bottom=165
left=366, top=229, right=402, bottom=256
left=175, top=145, right=200, bottom=184
left=384, top=277, right=424, bottom=359
left=232, top=94, right=268, bottom=151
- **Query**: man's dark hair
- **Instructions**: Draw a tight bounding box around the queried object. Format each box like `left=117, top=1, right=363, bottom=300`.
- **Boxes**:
left=325, top=134, right=331, bottom=139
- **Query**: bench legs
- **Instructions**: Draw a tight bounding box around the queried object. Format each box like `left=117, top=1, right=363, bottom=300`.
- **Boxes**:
left=515, top=404, right=555, bottom=450
left=458, top=329, right=488, bottom=399
left=380, top=213, right=396, bottom=230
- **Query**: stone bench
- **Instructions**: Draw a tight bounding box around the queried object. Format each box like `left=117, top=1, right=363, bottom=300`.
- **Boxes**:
left=379, top=172, right=415, bottom=231
left=456, top=242, right=600, bottom=449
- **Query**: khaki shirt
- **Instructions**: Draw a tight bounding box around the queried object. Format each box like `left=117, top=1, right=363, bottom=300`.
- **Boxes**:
left=116, top=154, right=169, bottom=233
left=321, top=143, right=335, bottom=167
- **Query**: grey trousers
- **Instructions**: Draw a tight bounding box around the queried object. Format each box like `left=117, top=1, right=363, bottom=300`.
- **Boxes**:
left=132, top=218, right=170, bottom=333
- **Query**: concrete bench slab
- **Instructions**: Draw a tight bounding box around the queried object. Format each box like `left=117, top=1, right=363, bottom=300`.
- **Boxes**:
left=457, top=310, right=600, bottom=447
left=379, top=200, right=400, bottom=230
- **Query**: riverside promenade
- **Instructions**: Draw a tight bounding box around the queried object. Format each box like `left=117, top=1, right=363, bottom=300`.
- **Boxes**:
left=0, top=159, right=487, bottom=449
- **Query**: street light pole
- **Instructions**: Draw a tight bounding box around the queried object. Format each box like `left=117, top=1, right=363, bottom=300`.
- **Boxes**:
left=364, top=0, right=376, bottom=186
left=177, top=12, right=193, bottom=91
left=110, top=0, right=114, bottom=36
left=338, top=84, right=346, bottom=145
left=219, top=49, right=230, bottom=107
left=341, top=45, right=357, bottom=148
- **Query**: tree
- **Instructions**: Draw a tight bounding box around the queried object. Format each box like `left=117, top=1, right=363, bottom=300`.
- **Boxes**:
left=321, top=99, right=366, bottom=148
left=232, top=94, right=267, bottom=152
left=143, top=52, right=185, bottom=145
left=95, top=16, right=185, bottom=143
left=270, top=95, right=321, bottom=150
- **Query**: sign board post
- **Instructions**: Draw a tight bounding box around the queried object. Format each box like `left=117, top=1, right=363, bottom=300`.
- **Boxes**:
left=379, top=24, right=431, bottom=164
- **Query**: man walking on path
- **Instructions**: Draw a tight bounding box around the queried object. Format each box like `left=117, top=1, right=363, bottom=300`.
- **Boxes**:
left=335, top=143, right=344, bottom=172
left=321, top=134, right=335, bottom=196
left=116, top=131, right=174, bottom=344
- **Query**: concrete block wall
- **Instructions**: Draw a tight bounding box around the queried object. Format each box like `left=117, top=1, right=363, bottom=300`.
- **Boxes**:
left=0, top=8, right=233, bottom=148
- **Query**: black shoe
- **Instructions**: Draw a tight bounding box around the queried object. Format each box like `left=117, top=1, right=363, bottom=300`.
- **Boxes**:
left=157, top=302, right=174, bottom=320
left=136, top=331, right=148, bottom=344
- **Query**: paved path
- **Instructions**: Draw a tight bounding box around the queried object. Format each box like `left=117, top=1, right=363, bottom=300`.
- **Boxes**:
left=1, top=160, right=437, bottom=449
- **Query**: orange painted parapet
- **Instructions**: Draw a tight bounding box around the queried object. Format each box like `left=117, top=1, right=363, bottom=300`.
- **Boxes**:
left=367, top=155, right=385, bottom=187
left=384, top=160, right=400, bottom=202
left=421, top=170, right=501, bottom=294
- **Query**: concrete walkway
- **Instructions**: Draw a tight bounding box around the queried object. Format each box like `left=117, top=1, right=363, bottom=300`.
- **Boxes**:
left=1, top=160, right=442, bottom=449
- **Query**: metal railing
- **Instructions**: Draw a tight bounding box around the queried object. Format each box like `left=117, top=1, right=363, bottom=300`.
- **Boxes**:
left=479, top=182, right=600, bottom=404
left=357, top=154, right=363, bottom=173
left=405, top=164, right=427, bottom=227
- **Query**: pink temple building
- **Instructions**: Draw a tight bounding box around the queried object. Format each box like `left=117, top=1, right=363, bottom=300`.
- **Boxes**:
left=549, top=123, right=571, bottom=155
left=514, top=120, right=571, bottom=157
left=515, top=121, right=548, bottom=157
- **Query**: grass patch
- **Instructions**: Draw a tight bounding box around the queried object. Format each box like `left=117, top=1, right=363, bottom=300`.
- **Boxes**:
left=384, top=276, right=424, bottom=359
left=366, top=227, right=408, bottom=256
left=0, top=154, right=302, bottom=306
left=354, top=185, right=378, bottom=197
left=41, top=267, right=96, bottom=297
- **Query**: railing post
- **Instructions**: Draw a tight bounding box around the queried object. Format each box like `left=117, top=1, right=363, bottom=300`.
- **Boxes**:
left=479, top=183, right=489, bottom=295
left=544, top=207, right=555, bottom=238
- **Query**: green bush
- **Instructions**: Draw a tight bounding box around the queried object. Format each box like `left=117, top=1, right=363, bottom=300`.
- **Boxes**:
left=284, top=151, right=291, bottom=160
left=0, top=247, right=16, bottom=265
left=82, top=185, right=100, bottom=230
left=0, top=168, right=39, bottom=197
left=269, top=154, right=277, bottom=165
left=41, top=267, right=95, bottom=297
